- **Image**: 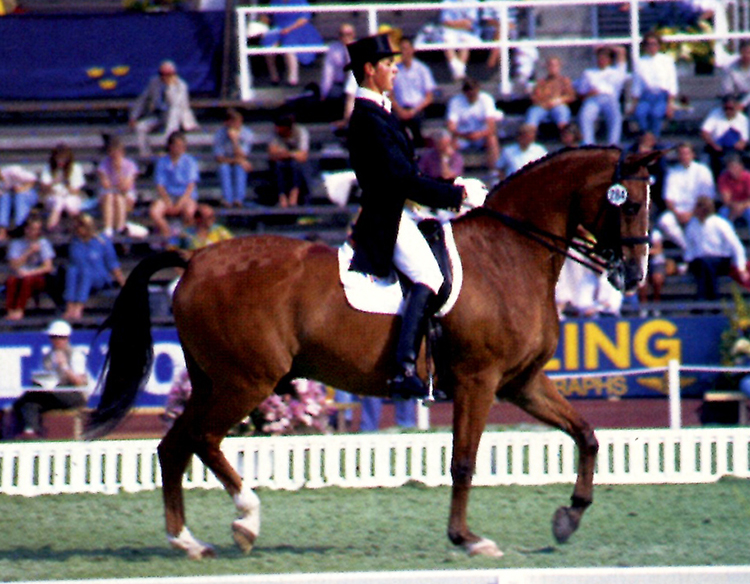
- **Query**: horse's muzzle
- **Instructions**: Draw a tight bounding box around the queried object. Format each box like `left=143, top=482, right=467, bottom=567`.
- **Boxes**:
left=607, top=258, right=642, bottom=293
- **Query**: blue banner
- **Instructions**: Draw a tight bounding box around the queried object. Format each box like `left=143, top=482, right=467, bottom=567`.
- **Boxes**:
left=0, top=315, right=732, bottom=410
left=0, top=11, right=225, bottom=100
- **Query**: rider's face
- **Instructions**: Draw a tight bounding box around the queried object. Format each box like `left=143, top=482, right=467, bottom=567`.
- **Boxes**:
left=370, top=57, right=397, bottom=93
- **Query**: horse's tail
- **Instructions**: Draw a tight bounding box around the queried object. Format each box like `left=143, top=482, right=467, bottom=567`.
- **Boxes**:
left=84, top=250, right=190, bottom=440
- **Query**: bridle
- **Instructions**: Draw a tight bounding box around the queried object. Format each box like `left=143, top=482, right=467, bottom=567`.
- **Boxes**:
left=474, top=150, right=651, bottom=283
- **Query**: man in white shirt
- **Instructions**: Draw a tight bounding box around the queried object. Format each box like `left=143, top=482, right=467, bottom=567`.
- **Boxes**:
left=496, top=123, right=547, bottom=180
left=657, top=142, right=716, bottom=251
left=447, top=77, right=502, bottom=168
left=630, top=32, right=678, bottom=137
left=577, top=46, right=629, bottom=145
left=722, top=39, right=750, bottom=112
left=701, top=93, right=750, bottom=177
left=684, top=196, right=749, bottom=299
left=392, top=37, right=437, bottom=147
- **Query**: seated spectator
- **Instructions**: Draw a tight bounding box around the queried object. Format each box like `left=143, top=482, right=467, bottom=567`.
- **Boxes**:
left=657, top=142, right=716, bottom=252
left=128, top=60, right=198, bottom=157
left=213, top=108, right=254, bottom=209
left=637, top=226, right=667, bottom=312
left=701, top=93, right=749, bottom=178
left=268, top=113, right=312, bottom=207
left=559, top=122, right=582, bottom=149
left=629, top=31, right=678, bottom=137
left=684, top=195, right=749, bottom=299
left=717, top=153, right=750, bottom=227
left=525, top=56, right=577, bottom=133
left=149, top=131, right=200, bottom=238
left=62, top=214, right=125, bottom=322
left=721, top=39, right=750, bottom=113
left=180, top=204, right=233, bottom=251
left=482, top=1, right=538, bottom=86
left=446, top=77, right=502, bottom=169
left=439, top=0, right=482, bottom=81
left=320, top=23, right=356, bottom=119
left=556, top=254, right=623, bottom=318
left=0, top=164, right=38, bottom=240
left=4, top=214, right=54, bottom=320
left=577, top=45, right=628, bottom=145
left=496, top=123, right=548, bottom=181
left=260, top=0, right=323, bottom=87
left=392, top=37, right=437, bottom=148
left=39, top=143, right=87, bottom=232
left=418, top=128, right=464, bottom=182
left=97, top=135, right=139, bottom=237
left=11, top=319, right=89, bottom=439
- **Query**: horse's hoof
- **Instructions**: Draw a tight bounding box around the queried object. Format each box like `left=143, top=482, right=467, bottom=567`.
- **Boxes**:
left=552, top=506, right=580, bottom=544
left=168, top=527, right=216, bottom=559
left=465, top=537, right=504, bottom=558
left=232, top=519, right=258, bottom=553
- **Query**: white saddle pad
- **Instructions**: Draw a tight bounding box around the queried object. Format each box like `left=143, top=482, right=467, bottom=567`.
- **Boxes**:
left=338, top=221, right=463, bottom=317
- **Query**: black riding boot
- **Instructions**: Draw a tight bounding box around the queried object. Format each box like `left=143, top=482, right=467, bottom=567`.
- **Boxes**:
left=389, top=283, right=434, bottom=399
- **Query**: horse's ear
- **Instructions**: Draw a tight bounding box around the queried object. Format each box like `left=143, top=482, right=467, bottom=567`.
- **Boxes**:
left=626, top=149, right=666, bottom=170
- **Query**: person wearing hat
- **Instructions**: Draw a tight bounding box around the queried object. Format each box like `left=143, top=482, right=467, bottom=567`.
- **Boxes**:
left=345, top=33, right=473, bottom=400
left=11, top=320, right=89, bottom=439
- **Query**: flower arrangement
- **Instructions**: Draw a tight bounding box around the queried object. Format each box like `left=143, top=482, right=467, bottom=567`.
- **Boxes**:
left=716, top=285, right=750, bottom=389
left=254, top=378, right=334, bottom=435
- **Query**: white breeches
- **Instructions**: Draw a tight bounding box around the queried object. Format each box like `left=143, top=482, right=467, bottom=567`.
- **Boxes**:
left=656, top=211, right=687, bottom=251
left=393, top=210, right=444, bottom=294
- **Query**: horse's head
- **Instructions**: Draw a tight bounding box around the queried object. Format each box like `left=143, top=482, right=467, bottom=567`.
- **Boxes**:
left=582, top=149, right=663, bottom=293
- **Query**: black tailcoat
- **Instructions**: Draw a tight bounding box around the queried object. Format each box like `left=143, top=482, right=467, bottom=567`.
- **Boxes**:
left=347, top=97, right=464, bottom=278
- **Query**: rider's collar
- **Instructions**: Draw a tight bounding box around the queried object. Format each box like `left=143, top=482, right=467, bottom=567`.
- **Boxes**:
left=355, top=86, right=392, bottom=113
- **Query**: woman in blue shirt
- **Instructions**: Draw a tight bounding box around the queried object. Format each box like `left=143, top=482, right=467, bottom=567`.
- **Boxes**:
left=63, top=213, right=125, bottom=321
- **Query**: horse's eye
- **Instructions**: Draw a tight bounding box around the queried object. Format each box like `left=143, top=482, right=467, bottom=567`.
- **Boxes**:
left=622, top=201, right=641, bottom=216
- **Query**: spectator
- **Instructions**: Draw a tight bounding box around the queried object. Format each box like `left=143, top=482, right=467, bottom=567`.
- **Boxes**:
left=637, top=226, right=667, bottom=312
left=62, top=214, right=125, bottom=322
left=261, top=0, right=323, bottom=87
left=721, top=39, right=750, bottom=113
left=482, top=1, right=539, bottom=85
left=39, top=143, right=87, bottom=232
left=630, top=31, right=678, bottom=137
left=180, top=204, right=233, bottom=251
left=446, top=77, right=502, bottom=169
left=359, top=397, right=416, bottom=432
left=556, top=254, right=623, bottom=318
left=149, top=131, right=200, bottom=238
left=559, top=122, right=582, bottom=149
left=657, top=142, right=716, bottom=252
left=213, top=108, right=254, bottom=209
left=684, top=195, right=749, bottom=299
left=320, top=22, right=356, bottom=115
left=525, top=55, right=577, bottom=133
left=11, top=319, right=89, bottom=439
left=268, top=113, right=312, bottom=207
left=717, top=152, right=750, bottom=227
left=4, top=214, right=55, bottom=321
left=392, top=37, right=437, bottom=148
left=577, top=45, right=629, bottom=145
left=128, top=60, right=198, bottom=157
left=495, top=123, right=547, bottom=180
left=97, top=135, right=139, bottom=237
left=0, top=164, right=38, bottom=240
left=701, top=93, right=749, bottom=178
left=439, top=0, right=482, bottom=81
left=418, top=128, right=464, bottom=181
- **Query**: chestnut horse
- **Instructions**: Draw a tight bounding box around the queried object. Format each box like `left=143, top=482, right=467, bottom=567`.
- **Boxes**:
left=85, top=146, right=658, bottom=559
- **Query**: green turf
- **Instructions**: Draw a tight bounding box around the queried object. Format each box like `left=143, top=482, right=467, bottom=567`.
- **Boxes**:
left=1, top=479, right=749, bottom=581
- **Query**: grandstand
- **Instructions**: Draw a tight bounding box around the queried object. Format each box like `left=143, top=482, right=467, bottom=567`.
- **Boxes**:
left=0, top=0, right=748, bottom=329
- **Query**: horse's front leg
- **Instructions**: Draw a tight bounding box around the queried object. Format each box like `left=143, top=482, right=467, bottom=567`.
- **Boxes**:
left=448, top=369, right=504, bottom=558
left=507, top=372, right=599, bottom=544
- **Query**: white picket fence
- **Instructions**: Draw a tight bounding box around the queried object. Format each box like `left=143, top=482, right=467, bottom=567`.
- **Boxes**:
left=2, top=427, right=750, bottom=497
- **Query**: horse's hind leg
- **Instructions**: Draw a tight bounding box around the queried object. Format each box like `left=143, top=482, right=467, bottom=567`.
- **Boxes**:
left=507, top=372, right=599, bottom=544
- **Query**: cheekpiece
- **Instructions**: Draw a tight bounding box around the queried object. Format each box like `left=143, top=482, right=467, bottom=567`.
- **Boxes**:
left=607, top=183, right=628, bottom=206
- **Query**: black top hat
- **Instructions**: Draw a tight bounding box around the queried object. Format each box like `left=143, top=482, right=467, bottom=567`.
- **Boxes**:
left=344, top=33, right=400, bottom=71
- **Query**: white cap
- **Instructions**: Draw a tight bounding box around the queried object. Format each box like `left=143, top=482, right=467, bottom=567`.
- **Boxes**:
left=46, top=320, right=72, bottom=338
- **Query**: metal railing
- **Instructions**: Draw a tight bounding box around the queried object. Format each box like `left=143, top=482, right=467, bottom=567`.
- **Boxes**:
left=236, top=0, right=750, bottom=99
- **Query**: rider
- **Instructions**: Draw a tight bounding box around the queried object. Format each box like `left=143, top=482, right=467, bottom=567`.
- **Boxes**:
left=345, top=33, right=467, bottom=399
